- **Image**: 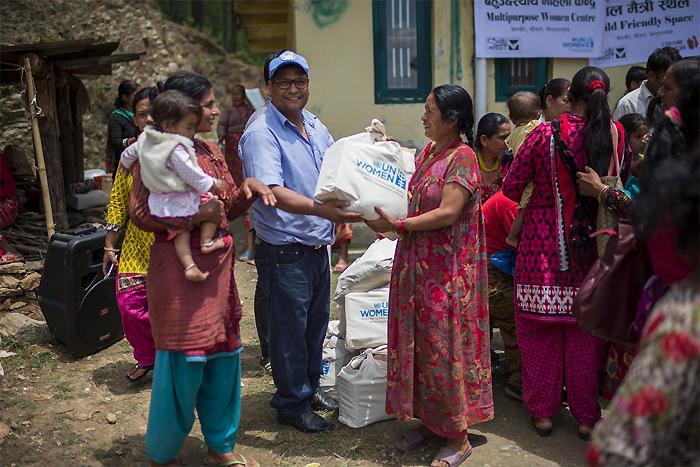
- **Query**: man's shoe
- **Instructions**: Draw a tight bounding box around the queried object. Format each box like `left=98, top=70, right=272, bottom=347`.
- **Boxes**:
left=310, top=391, right=339, bottom=413
left=277, top=410, right=335, bottom=433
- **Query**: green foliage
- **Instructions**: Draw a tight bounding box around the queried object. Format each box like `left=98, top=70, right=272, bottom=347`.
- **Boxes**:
left=0, top=335, right=28, bottom=353
left=155, top=0, right=270, bottom=68
left=157, top=1, right=237, bottom=52
left=53, top=381, right=73, bottom=400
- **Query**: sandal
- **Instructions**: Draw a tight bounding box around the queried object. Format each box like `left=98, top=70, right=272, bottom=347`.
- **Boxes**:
left=203, top=453, right=259, bottom=466
left=432, top=444, right=473, bottom=467
left=125, top=364, right=153, bottom=384
left=578, top=425, right=593, bottom=441
left=332, top=261, right=349, bottom=274
left=238, top=251, right=254, bottom=262
left=529, top=416, right=553, bottom=437
left=259, top=357, right=272, bottom=374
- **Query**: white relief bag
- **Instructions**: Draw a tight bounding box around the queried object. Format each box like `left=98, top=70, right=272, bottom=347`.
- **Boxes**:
left=315, top=119, right=415, bottom=235
left=319, top=320, right=355, bottom=398
left=342, top=287, right=389, bottom=351
left=319, top=338, right=353, bottom=398
left=337, top=345, right=394, bottom=428
left=334, top=238, right=396, bottom=302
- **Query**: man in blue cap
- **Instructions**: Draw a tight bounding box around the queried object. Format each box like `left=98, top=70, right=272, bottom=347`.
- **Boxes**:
left=240, top=50, right=362, bottom=432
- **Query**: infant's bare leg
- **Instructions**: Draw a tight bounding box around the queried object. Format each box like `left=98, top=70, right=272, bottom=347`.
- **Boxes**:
left=200, top=221, right=226, bottom=254
left=174, top=231, right=208, bottom=281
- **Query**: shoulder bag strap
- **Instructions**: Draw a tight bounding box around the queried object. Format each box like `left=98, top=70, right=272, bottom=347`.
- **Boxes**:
left=608, top=121, right=620, bottom=177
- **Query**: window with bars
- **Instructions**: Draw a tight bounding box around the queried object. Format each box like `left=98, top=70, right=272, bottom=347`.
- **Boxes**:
left=372, top=0, right=432, bottom=104
left=495, top=58, right=549, bottom=102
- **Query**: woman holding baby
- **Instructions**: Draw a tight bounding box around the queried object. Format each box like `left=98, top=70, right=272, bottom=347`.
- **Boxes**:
left=127, top=71, right=272, bottom=466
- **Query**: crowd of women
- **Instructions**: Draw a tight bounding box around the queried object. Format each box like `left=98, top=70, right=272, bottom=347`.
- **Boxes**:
left=102, top=46, right=698, bottom=466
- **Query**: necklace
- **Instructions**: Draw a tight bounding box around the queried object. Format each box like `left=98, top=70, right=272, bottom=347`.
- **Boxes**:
left=478, top=151, right=501, bottom=173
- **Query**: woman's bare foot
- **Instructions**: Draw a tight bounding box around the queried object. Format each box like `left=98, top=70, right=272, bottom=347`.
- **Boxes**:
left=184, top=263, right=209, bottom=282
left=201, top=238, right=226, bottom=254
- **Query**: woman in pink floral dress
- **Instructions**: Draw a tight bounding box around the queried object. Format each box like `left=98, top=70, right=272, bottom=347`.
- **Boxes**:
left=367, top=85, right=493, bottom=467
left=503, top=67, right=629, bottom=439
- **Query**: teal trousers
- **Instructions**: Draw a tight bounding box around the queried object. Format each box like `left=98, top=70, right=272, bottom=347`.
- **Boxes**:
left=145, top=350, right=241, bottom=464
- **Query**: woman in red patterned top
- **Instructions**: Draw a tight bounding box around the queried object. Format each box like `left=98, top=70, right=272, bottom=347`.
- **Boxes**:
left=503, top=66, right=630, bottom=440
left=130, top=72, right=271, bottom=467
left=474, top=113, right=512, bottom=202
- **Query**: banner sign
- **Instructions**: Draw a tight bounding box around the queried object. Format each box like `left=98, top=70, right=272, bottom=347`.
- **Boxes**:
left=590, top=0, right=700, bottom=68
left=474, top=0, right=606, bottom=58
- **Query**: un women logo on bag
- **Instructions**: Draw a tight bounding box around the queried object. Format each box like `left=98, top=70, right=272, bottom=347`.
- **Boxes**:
left=356, top=158, right=407, bottom=190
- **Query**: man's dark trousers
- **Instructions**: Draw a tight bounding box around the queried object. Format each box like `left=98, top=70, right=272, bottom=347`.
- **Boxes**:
left=254, top=240, right=330, bottom=416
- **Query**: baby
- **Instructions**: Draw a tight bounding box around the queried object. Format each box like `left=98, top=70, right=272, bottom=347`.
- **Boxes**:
left=120, top=90, right=225, bottom=282
left=504, top=91, right=542, bottom=247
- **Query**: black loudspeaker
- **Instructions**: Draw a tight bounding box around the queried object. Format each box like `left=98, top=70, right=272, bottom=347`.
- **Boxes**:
left=38, top=226, right=124, bottom=358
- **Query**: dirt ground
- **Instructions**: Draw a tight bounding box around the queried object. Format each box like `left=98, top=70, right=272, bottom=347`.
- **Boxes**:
left=0, top=220, right=589, bottom=466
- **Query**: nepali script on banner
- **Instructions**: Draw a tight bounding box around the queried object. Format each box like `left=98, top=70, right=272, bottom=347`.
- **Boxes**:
left=474, top=0, right=605, bottom=58
left=590, top=0, right=700, bottom=68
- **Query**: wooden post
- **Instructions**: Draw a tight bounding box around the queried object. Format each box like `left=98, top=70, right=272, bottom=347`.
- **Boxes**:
left=23, top=56, right=57, bottom=237
left=28, top=57, right=68, bottom=231
left=222, top=0, right=230, bottom=51
left=55, top=71, right=77, bottom=188
left=69, top=75, right=88, bottom=183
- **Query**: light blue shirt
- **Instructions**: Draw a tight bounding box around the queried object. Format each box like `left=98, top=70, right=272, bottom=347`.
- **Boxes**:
left=240, top=103, right=335, bottom=246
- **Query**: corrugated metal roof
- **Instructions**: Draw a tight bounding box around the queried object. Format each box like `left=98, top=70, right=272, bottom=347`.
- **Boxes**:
left=0, top=39, right=143, bottom=83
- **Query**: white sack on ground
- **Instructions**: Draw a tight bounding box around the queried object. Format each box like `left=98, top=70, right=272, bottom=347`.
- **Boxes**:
left=315, top=119, right=415, bottom=232
left=337, top=345, right=393, bottom=428
left=320, top=337, right=353, bottom=397
left=343, top=287, right=389, bottom=352
left=320, top=320, right=355, bottom=398
left=326, top=320, right=341, bottom=338
left=334, top=238, right=396, bottom=302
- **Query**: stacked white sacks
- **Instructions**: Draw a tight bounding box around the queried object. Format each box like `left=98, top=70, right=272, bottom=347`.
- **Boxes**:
left=330, top=238, right=398, bottom=427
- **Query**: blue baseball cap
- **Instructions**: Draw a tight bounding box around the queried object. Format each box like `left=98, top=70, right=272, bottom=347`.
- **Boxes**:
left=267, top=51, right=309, bottom=81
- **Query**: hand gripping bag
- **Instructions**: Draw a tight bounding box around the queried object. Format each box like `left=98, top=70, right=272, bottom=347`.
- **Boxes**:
left=315, top=119, right=415, bottom=226
left=337, top=345, right=393, bottom=428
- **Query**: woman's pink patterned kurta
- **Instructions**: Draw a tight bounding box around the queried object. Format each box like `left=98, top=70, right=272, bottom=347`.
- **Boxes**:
left=502, top=116, right=597, bottom=322
left=386, top=139, right=494, bottom=436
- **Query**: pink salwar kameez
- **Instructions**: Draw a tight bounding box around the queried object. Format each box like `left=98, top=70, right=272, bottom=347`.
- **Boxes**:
left=502, top=114, right=627, bottom=426
left=115, top=278, right=156, bottom=367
